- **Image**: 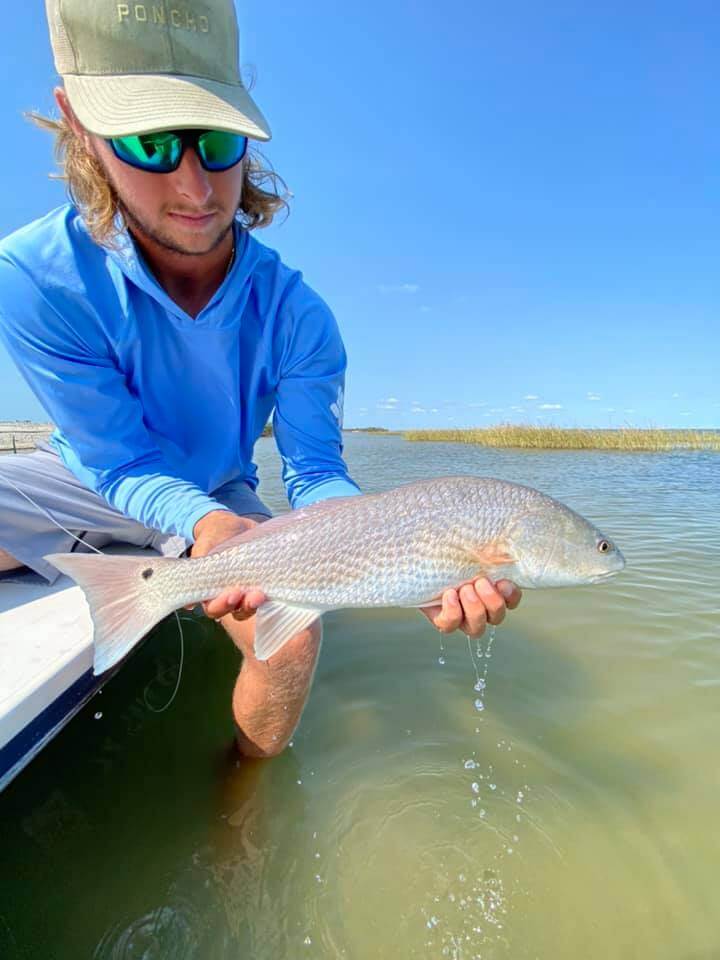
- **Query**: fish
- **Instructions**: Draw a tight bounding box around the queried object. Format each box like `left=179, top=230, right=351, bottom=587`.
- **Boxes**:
left=45, top=476, right=625, bottom=675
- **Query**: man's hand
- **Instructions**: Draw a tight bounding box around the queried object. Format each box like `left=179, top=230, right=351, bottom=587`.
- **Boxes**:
left=420, top=578, right=522, bottom=638
left=190, top=510, right=267, bottom=622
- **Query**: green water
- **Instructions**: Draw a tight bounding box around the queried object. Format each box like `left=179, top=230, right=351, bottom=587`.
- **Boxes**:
left=1, top=434, right=718, bottom=959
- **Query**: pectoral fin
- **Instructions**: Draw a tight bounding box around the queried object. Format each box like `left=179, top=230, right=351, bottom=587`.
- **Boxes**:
left=475, top=541, right=515, bottom=567
left=254, top=601, right=321, bottom=661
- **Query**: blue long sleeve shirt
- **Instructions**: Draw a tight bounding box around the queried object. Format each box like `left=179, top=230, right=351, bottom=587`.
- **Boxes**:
left=0, top=205, right=360, bottom=540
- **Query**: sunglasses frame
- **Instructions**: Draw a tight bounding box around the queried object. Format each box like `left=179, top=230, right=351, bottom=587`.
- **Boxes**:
left=107, top=129, right=249, bottom=174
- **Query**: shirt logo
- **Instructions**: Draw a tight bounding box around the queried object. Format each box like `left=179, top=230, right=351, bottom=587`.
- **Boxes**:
left=330, top=386, right=344, bottom=427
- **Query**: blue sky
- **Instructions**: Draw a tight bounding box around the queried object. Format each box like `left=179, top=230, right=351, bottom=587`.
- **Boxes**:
left=0, top=0, right=717, bottom=429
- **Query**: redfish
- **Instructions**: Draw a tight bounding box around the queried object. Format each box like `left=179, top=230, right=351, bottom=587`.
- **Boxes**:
left=46, top=476, right=625, bottom=674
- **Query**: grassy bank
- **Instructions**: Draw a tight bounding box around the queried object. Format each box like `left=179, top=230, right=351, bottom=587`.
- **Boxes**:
left=403, top=426, right=720, bottom=451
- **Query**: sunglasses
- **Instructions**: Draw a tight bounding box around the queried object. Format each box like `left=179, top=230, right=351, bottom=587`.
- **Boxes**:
left=107, top=129, right=249, bottom=174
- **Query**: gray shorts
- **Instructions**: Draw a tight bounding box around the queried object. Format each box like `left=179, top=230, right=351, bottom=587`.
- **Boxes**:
left=0, top=442, right=272, bottom=583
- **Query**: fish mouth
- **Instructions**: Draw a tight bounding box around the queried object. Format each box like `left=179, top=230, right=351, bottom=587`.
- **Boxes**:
left=589, top=567, right=623, bottom=583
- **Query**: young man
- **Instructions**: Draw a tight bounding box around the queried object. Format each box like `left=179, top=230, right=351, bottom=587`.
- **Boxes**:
left=0, top=0, right=520, bottom=757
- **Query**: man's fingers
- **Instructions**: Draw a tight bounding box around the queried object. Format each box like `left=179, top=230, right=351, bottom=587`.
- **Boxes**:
left=496, top=579, right=523, bottom=610
left=430, top=589, right=465, bottom=634
left=473, top=578, right=506, bottom=626
left=203, top=588, right=266, bottom=621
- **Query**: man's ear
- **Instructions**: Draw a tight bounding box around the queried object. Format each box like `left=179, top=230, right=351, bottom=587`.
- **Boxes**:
left=53, top=86, right=90, bottom=145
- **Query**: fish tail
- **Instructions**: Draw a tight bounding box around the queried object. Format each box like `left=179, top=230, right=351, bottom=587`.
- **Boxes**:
left=44, top=552, right=180, bottom=675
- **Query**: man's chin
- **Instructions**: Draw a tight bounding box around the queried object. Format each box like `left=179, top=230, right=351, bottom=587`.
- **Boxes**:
left=123, top=205, right=233, bottom=257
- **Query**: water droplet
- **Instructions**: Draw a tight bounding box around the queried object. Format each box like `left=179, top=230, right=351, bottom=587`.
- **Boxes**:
left=315, top=874, right=322, bottom=883
left=296, top=779, right=303, bottom=785
left=506, top=847, right=513, bottom=855
left=438, top=656, right=446, bottom=665
left=288, top=740, right=294, bottom=748
left=512, top=835, right=519, bottom=842
left=471, top=782, right=480, bottom=794
left=489, top=783, right=497, bottom=791
left=312, top=831, right=318, bottom=840
left=303, top=936, right=312, bottom=946
left=426, top=916, right=439, bottom=929
left=479, top=808, right=486, bottom=817
left=464, top=759, right=477, bottom=770
left=474, top=699, right=484, bottom=712
left=516, top=791, right=524, bottom=804
left=458, top=873, right=465, bottom=882
left=314, top=852, right=321, bottom=859
left=94, top=711, right=102, bottom=720
left=474, top=679, right=486, bottom=692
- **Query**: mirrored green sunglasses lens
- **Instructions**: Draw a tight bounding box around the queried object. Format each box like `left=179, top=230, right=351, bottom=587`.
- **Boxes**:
left=110, top=133, right=182, bottom=171
left=197, top=131, right=248, bottom=170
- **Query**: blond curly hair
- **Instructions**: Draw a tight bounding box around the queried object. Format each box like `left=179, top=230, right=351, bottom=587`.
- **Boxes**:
left=30, top=113, right=290, bottom=248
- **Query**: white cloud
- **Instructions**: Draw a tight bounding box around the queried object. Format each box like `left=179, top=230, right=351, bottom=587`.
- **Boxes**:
left=411, top=407, right=426, bottom=414
left=510, top=406, right=525, bottom=413
left=489, top=407, right=503, bottom=413
left=539, top=403, right=562, bottom=410
left=378, top=283, right=419, bottom=294
left=523, top=394, right=539, bottom=401
left=671, top=392, right=680, bottom=399
left=587, top=392, right=601, bottom=401
left=468, top=401, right=486, bottom=408
left=358, top=407, right=368, bottom=414
left=430, top=408, right=439, bottom=414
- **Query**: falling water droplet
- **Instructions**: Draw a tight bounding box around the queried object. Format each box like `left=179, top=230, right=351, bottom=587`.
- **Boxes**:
left=464, top=759, right=477, bottom=770
left=94, top=712, right=102, bottom=720
left=474, top=699, right=485, bottom=712
left=438, top=656, right=446, bottom=666
left=471, top=782, right=480, bottom=794
left=474, top=679, right=486, bottom=692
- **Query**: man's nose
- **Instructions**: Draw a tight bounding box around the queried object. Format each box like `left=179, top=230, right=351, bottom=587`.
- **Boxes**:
left=172, top=147, right=213, bottom=206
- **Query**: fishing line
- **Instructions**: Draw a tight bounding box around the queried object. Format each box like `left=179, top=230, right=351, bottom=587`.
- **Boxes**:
left=0, top=471, right=185, bottom=711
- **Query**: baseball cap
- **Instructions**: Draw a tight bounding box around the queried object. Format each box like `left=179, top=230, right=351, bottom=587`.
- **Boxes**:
left=45, top=0, right=271, bottom=141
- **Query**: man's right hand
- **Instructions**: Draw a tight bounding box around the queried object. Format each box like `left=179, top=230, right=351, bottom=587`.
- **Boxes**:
left=189, top=510, right=267, bottom=622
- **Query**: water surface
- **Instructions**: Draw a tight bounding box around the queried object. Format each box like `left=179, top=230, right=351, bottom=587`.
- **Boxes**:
left=1, top=434, right=718, bottom=959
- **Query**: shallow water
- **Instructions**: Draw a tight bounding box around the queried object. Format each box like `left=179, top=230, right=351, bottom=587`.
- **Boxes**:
left=1, top=434, right=719, bottom=959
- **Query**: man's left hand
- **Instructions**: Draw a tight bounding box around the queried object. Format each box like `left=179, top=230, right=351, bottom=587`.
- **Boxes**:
left=420, top=578, right=522, bottom=638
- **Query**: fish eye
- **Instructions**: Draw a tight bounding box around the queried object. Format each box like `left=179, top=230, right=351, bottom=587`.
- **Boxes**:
left=597, top=540, right=611, bottom=553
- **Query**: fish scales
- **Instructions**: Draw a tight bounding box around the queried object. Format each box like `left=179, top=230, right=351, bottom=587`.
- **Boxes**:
left=45, top=475, right=625, bottom=672
left=147, top=477, right=544, bottom=609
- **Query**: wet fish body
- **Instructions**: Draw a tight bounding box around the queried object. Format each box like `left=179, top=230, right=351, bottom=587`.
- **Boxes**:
left=46, top=476, right=625, bottom=674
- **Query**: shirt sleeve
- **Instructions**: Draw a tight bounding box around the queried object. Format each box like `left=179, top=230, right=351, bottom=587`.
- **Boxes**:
left=272, top=277, right=361, bottom=508
left=0, top=256, right=227, bottom=541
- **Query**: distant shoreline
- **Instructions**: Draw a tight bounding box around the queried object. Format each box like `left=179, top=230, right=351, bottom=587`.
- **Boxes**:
left=0, top=421, right=52, bottom=452
left=3, top=422, right=718, bottom=453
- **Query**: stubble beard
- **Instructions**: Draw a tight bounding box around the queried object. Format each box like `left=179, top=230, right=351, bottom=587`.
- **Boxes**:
left=120, top=196, right=235, bottom=258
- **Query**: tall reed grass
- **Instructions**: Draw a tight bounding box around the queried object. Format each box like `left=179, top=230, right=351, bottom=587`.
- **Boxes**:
left=402, top=425, right=720, bottom=451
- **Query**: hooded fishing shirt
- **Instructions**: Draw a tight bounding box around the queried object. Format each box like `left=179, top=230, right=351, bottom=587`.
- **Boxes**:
left=0, top=205, right=360, bottom=541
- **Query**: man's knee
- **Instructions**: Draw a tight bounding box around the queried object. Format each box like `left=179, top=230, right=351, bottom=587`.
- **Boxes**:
left=0, top=548, right=22, bottom=572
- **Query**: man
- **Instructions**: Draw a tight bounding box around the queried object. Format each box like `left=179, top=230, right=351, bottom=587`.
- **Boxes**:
left=0, top=0, right=521, bottom=757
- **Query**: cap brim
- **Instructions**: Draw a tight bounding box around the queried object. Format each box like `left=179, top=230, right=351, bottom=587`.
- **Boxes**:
left=63, top=73, right=271, bottom=141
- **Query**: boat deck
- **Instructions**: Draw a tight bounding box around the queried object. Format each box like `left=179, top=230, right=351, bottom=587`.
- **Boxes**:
left=0, top=546, right=147, bottom=792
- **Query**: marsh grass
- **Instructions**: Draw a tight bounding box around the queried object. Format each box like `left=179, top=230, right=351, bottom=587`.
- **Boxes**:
left=403, top=425, right=720, bottom=451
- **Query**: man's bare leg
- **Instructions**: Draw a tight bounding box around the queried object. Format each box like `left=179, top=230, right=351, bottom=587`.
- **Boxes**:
left=220, top=614, right=322, bottom=758
left=0, top=548, right=22, bottom=572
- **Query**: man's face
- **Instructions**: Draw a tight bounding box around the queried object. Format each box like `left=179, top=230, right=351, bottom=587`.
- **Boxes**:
left=91, top=133, right=245, bottom=257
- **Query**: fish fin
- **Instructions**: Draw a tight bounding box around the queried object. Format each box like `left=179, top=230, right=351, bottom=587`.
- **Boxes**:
left=206, top=496, right=364, bottom=556
left=253, top=600, right=321, bottom=661
left=44, top=553, right=178, bottom=675
left=474, top=541, right=515, bottom=567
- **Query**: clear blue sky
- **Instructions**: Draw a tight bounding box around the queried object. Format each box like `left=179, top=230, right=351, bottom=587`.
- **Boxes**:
left=1, top=0, right=717, bottom=429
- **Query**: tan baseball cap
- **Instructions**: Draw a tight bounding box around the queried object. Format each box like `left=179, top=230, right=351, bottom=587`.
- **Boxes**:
left=45, top=0, right=271, bottom=140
